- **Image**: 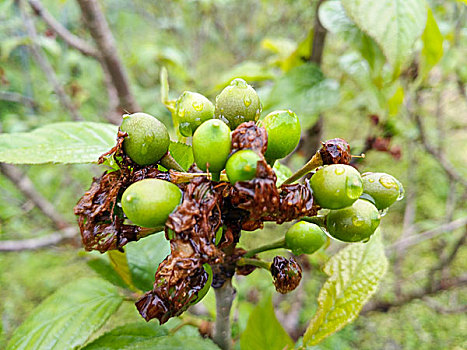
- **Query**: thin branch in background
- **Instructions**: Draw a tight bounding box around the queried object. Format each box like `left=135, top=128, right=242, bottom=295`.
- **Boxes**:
left=423, top=296, right=467, bottom=315
left=388, top=216, right=467, bottom=253
left=27, top=0, right=99, bottom=58
left=0, top=164, right=69, bottom=230
left=18, top=0, right=83, bottom=121
left=414, top=113, right=467, bottom=188
left=362, top=274, right=467, bottom=314
left=76, top=0, right=140, bottom=113
left=0, top=227, right=78, bottom=251
left=392, top=139, right=417, bottom=298
left=0, top=91, right=37, bottom=108
left=27, top=0, right=121, bottom=123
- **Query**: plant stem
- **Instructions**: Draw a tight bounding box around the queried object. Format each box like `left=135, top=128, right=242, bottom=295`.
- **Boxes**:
left=213, top=279, right=235, bottom=350
left=237, top=258, right=272, bottom=270
left=282, top=152, right=323, bottom=185
left=243, top=238, right=286, bottom=258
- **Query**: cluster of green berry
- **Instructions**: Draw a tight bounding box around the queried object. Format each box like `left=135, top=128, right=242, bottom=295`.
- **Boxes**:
left=76, top=78, right=403, bottom=323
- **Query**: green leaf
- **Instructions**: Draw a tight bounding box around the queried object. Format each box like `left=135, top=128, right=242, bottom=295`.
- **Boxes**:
left=273, top=161, right=293, bottom=187
left=264, top=64, right=340, bottom=129
left=82, top=322, right=168, bottom=349
left=281, top=30, right=314, bottom=72
left=169, top=141, right=194, bottom=171
left=342, top=0, right=427, bottom=74
left=214, top=61, right=275, bottom=90
left=126, top=232, right=170, bottom=291
left=240, top=295, right=294, bottom=350
left=86, top=255, right=129, bottom=289
left=420, top=7, right=443, bottom=79
left=0, top=122, right=118, bottom=164
left=303, top=230, right=388, bottom=346
left=107, top=250, right=136, bottom=291
left=387, top=85, right=404, bottom=116
left=7, top=278, right=123, bottom=350
left=319, top=1, right=385, bottom=74
left=83, top=322, right=221, bottom=350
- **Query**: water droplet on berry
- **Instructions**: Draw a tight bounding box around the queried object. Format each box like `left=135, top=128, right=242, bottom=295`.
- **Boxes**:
left=334, top=166, right=345, bottom=175
left=396, top=181, right=405, bottom=201
left=178, top=108, right=185, bottom=118
left=368, top=178, right=375, bottom=183
left=352, top=216, right=365, bottom=227
left=192, top=101, right=204, bottom=111
left=179, top=122, right=192, bottom=136
left=379, top=207, right=389, bottom=217
left=379, top=175, right=398, bottom=189
left=243, top=96, right=252, bottom=107
left=346, top=176, right=362, bottom=199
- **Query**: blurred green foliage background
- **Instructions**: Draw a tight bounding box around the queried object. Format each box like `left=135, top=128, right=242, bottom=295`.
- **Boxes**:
left=0, top=0, right=466, bottom=349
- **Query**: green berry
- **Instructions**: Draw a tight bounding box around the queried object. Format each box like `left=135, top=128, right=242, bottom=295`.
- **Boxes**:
left=326, top=199, right=381, bottom=242
left=214, top=78, right=261, bottom=129
left=176, top=91, right=214, bottom=137
left=262, top=110, right=301, bottom=161
left=225, top=150, right=261, bottom=184
left=311, top=164, right=363, bottom=209
left=285, top=221, right=327, bottom=255
left=362, top=172, right=404, bottom=210
left=192, top=119, right=231, bottom=173
left=120, top=113, right=170, bottom=166
left=121, top=179, right=182, bottom=228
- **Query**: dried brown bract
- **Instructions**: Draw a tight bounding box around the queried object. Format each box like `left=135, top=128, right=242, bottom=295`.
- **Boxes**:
left=231, top=121, right=268, bottom=154
left=136, top=241, right=209, bottom=324
left=270, top=256, right=302, bottom=294
left=319, top=138, right=351, bottom=165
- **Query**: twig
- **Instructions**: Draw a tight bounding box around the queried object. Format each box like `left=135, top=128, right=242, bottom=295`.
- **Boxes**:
left=18, top=0, right=82, bottom=121
left=0, top=227, right=77, bottom=251
left=0, top=91, right=36, bottom=108
left=0, top=164, right=69, bottom=230
left=213, top=279, right=235, bottom=350
left=243, top=239, right=285, bottom=258
left=27, top=0, right=99, bottom=58
left=76, top=0, right=140, bottom=113
left=414, top=113, right=467, bottom=188
left=362, top=274, right=467, bottom=313
left=388, top=216, right=467, bottom=253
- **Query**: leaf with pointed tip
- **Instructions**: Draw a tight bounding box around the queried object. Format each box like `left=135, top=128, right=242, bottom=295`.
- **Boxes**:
left=240, top=295, right=294, bottom=350
left=169, top=142, right=194, bottom=171
left=342, top=0, right=427, bottom=73
left=303, top=230, right=388, bottom=346
left=0, top=122, right=118, bottom=164
left=7, top=278, right=123, bottom=350
left=420, top=7, right=443, bottom=79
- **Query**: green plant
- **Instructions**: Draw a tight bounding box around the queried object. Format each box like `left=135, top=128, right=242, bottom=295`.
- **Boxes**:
left=326, top=199, right=381, bottom=242
left=176, top=91, right=215, bottom=137
left=192, top=119, right=231, bottom=179
left=121, top=179, right=182, bottom=228
left=310, top=164, right=363, bottom=209
left=225, top=150, right=261, bottom=184
left=285, top=221, right=327, bottom=255
left=120, top=113, right=170, bottom=166
left=214, top=78, right=261, bottom=129
left=261, top=109, right=301, bottom=162
left=362, top=172, right=404, bottom=210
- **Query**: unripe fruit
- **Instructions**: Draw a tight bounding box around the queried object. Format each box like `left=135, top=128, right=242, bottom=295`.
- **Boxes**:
left=225, top=150, right=261, bottom=184
left=176, top=91, right=215, bottom=137
left=121, top=179, right=182, bottom=228
left=214, top=78, right=261, bottom=129
left=285, top=221, right=327, bottom=255
left=262, top=110, right=301, bottom=161
left=326, top=199, right=380, bottom=242
left=120, top=113, right=170, bottom=166
left=192, top=119, right=231, bottom=173
left=310, top=164, right=363, bottom=209
left=362, top=172, right=404, bottom=210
